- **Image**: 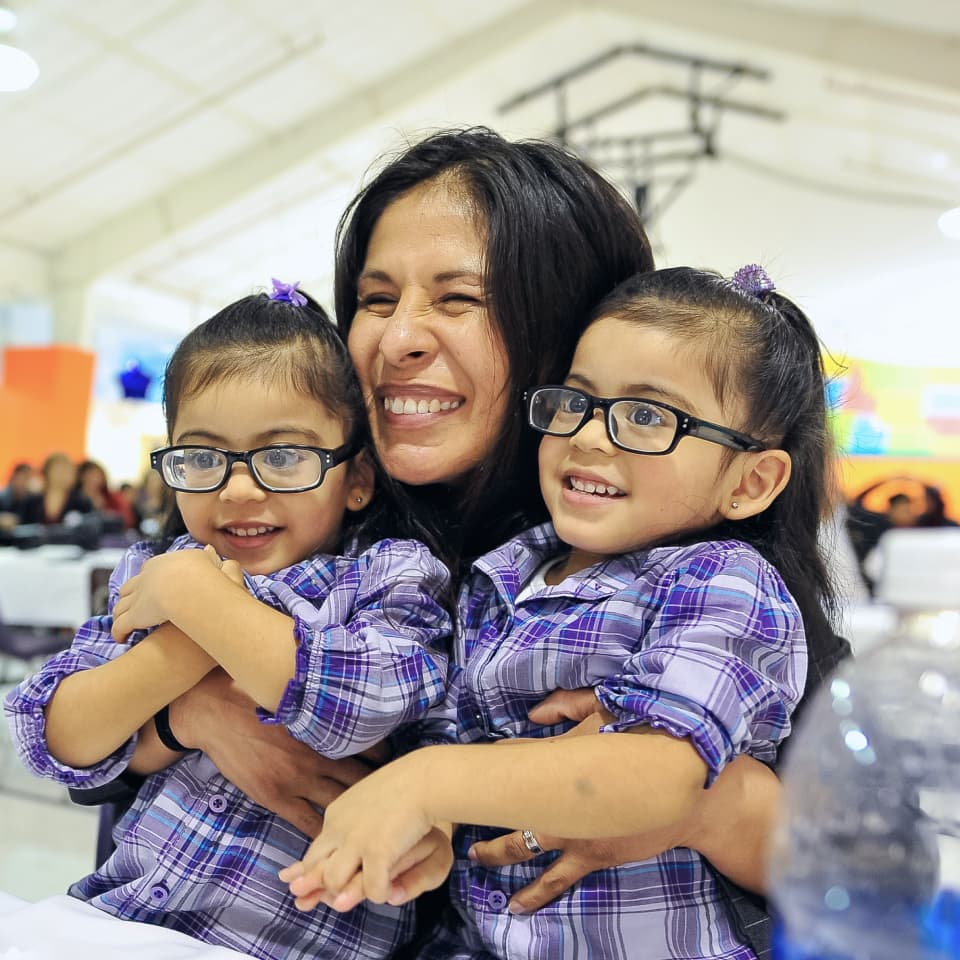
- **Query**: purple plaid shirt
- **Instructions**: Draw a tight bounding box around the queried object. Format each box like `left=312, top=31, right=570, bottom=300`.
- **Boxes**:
left=4, top=534, right=451, bottom=960
left=418, top=522, right=806, bottom=960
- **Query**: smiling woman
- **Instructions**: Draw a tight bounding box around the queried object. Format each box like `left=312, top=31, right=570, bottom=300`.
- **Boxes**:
left=346, top=179, right=510, bottom=489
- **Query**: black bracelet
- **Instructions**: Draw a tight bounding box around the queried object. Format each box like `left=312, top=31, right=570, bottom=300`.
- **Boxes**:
left=154, top=704, right=191, bottom=753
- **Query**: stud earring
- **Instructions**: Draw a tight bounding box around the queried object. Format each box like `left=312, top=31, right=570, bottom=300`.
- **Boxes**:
left=731, top=501, right=740, bottom=509
left=355, top=496, right=364, bottom=504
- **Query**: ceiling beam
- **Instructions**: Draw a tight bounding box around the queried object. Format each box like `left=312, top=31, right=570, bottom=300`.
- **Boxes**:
left=597, top=0, right=960, bottom=93
left=52, top=0, right=575, bottom=289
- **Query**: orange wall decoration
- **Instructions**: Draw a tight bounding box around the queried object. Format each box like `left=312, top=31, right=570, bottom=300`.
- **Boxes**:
left=0, top=345, right=95, bottom=482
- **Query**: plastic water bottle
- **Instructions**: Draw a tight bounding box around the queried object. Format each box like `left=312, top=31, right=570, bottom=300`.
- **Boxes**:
left=769, top=528, right=960, bottom=959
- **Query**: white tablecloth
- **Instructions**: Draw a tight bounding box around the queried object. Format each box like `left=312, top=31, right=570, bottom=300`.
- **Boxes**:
left=0, top=546, right=124, bottom=629
left=0, top=891, right=253, bottom=959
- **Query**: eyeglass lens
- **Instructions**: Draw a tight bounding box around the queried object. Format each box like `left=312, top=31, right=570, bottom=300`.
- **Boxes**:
left=530, top=388, right=679, bottom=454
left=162, top=447, right=325, bottom=490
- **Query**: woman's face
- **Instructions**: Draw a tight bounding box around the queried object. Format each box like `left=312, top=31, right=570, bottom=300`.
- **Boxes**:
left=46, top=455, right=76, bottom=491
left=346, top=180, right=510, bottom=487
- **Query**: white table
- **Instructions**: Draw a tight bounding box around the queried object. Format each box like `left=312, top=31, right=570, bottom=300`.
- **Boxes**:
left=0, top=891, right=254, bottom=959
left=0, top=546, right=125, bottom=629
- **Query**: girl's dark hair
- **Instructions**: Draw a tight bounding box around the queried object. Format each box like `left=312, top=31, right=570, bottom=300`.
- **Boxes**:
left=157, top=289, right=408, bottom=553
left=590, top=266, right=841, bottom=693
left=334, top=126, right=654, bottom=570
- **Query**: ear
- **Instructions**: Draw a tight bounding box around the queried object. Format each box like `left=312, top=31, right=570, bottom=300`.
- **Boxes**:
left=721, top=449, right=792, bottom=521
left=345, top=450, right=376, bottom=513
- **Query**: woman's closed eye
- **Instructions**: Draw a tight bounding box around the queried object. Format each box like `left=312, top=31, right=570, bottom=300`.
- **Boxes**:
left=437, top=292, right=484, bottom=313
left=357, top=294, right=397, bottom=315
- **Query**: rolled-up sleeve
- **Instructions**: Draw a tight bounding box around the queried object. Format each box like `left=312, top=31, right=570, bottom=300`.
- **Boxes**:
left=595, top=546, right=806, bottom=784
left=3, top=542, right=157, bottom=787
left=266, top=539, right=452, bottom=758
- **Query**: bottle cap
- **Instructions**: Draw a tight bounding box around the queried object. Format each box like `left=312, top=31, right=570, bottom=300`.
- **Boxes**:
left=874, top=528, right=960, bottom=610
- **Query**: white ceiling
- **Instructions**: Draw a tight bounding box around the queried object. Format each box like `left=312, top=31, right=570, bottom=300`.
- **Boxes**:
left=1, top=0, right=959, bottom=359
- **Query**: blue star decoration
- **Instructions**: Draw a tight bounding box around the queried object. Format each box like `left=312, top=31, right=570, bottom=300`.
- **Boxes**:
left=118, top=361, right=152, bottom=400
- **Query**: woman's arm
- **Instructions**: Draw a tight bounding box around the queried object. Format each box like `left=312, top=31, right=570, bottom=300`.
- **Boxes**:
left=164, top=670, right=377, bottom=838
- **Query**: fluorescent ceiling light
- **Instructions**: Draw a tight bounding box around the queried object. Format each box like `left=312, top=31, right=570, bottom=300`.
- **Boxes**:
left=0, top=41, right=37, bottom=91
left=938, top=207, right=960, bottom=239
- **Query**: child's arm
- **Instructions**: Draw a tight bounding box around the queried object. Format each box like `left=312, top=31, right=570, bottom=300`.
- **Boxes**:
left=113, top=540, right=453, bottom=758
left=112, top=547, right=301, bottom=713
left=469, top=690, right=778, bottom=904
left=286, top=728, right=706, bottom=905
left=4, top=541, right=215, bottom=786
left=44, top=623, right=215, bottom=768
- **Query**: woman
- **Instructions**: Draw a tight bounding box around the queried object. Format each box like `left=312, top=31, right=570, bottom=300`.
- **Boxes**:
left=76, top=459, right=137, bottom=530
left=118, top=128, right=849, bottom=954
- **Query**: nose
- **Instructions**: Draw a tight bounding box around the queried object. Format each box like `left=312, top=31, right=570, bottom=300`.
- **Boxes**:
left=377, top=294, right=438, bottom=367
left=218, top=465, right=267, bottom=503
left=570, top=409, right=615, bottom=455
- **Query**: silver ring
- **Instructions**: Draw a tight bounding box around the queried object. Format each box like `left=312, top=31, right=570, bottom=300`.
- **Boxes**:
left=521, top=828, right=544, bottom=855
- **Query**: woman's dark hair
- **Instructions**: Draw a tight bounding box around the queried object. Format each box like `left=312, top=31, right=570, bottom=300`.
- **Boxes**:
left=589, top=266, right=841, bottom=699
left=334, top=126, right=654, bottom=569
left=156, top=289, right=406, bottom=553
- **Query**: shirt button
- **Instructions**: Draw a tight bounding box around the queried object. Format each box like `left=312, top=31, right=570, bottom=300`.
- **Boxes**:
left=208, top=794, right=228, bottom=813
left=149, top=884, right=169, bottom=904
left=487, top=890, right=508, bottom=911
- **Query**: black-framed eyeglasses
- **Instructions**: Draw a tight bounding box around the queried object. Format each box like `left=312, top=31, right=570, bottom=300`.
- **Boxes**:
left=524, top=386, right=766, bottom=456
left=150, top=442, right=358, bottom=493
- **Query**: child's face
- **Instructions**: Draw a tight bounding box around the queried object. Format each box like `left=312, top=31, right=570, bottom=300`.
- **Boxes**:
left=538, top=316, right=747, bottom=571
left=170, top=378, right=372, bottom=575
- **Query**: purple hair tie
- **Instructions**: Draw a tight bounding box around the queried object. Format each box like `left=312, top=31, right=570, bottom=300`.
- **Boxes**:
left=269, top=278, right=307, bottom=307
left=731, top=264, right=775, bottom=298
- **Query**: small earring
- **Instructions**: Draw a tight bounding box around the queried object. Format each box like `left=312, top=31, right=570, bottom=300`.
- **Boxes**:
left=355, top=496, right=364, bottom=504
left=731, top=501, right=739, bottom=509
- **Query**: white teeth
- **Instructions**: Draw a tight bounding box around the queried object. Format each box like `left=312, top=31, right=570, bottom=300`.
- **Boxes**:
left=570, top=477, right=624, bottom=497
left=227, top=525, right=273, bottom=537
left=383, top=397, right=461, bottom=415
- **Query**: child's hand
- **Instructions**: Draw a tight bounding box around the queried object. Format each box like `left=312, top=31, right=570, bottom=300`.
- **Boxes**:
left=111, top=548, right=243, bottom=642
left=200, top=543, right=245, bottom=588
left=280, top=824, right=454, bottom=913
left=279, top=753, right=439, bottom=905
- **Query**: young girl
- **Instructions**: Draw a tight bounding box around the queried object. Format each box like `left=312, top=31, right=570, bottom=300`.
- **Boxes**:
left=281, top=265, right=837, bottom=960
left=4, top=281, right=452, bottom=960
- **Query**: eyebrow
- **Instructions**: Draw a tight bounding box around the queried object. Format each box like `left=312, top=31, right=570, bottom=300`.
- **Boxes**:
left=357, top=269, right=483, bottom=286
left=173, top=426, right=328, bottom=446
left=565, top=373, right=696, bottom=413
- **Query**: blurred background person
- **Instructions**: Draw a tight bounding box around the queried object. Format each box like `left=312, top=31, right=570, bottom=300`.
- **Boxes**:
left=915, top=483, right=958, bottom=527
left=131, top=467, right=169, bottom=537
left=885, top=492, right=916, bottom=529
left=18, top=453, right=93, bottom=526
left=75, top=459, right=137, bottom=531
left=0, top=462, right=39, bottom=524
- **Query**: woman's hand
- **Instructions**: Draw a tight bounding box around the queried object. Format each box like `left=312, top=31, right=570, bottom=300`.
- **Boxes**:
left=468, top=688, right=776, bottom=911
left=168, top=670, right=375, bottom=838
